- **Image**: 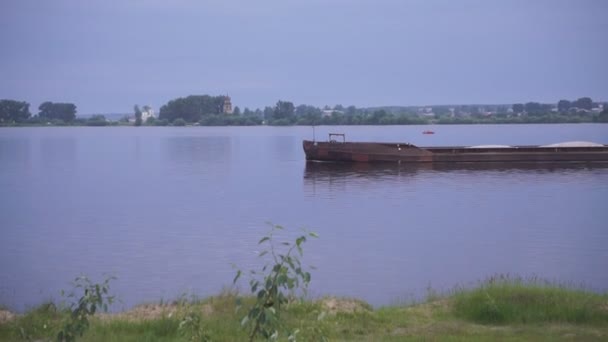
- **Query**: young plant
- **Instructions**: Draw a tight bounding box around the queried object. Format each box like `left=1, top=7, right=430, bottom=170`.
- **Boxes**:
left=56, top=275, right=115, bottom=342
left=233, top=224, right=318, bottom=341
left=178, top=310, right=212, bottom=342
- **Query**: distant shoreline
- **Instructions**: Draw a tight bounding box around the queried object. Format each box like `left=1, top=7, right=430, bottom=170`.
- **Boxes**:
left=1, top=119, right=607, bottom=128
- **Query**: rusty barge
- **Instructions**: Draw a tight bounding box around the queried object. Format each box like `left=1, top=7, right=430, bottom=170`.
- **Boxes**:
left=303, top=134, right=608, bottom=164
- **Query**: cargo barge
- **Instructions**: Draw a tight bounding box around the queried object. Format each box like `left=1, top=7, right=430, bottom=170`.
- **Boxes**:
left=303, top=133, right=608, bottom=164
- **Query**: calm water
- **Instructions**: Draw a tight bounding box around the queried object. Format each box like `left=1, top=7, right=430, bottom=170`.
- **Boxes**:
left=1, top=124, right=607, bottom=312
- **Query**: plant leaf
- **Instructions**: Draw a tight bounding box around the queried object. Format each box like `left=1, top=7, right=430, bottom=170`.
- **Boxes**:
left=233, top=270, right=242, bottom=285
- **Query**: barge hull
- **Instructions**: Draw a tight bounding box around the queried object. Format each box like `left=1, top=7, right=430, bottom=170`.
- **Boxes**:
left=303, top=140, right=608, bottom=163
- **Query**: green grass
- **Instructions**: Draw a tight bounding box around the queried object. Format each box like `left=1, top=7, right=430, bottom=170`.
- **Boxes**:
left=2, top=280, right=607, bottom=341
left=452, top=276, right=608, bottom=325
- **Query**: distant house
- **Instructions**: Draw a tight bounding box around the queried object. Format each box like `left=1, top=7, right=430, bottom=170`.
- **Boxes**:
left=222, top=96, right=233, bottom=114
left=141, top=106, right=155, bottom=121
left=416, top=107, right=435, bottom=117
left=129, top=106, right=155, bottom=123
left=322, top=109, right=343, bottom=117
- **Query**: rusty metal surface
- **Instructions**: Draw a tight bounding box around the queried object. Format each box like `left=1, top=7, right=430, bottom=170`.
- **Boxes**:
left=302, top=140, right=608, bottom=163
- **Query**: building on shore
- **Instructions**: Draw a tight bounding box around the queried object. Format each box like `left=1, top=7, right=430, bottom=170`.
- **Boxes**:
left=141, top=106, right=155, bottom=121
left=222, top=96, right=233, bottom=114
left=129, top=105, right=155, bottom=123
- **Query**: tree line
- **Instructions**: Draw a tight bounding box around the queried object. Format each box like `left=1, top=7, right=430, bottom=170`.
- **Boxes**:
left=148, top=95, right=608, bottom=125
left=0, top=100, right=77, bottom=125
left=2, top=96, right=607, bottom=127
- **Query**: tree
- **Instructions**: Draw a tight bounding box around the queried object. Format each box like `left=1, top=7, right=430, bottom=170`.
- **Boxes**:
left=599, top=106, right=608, bottom=122
left=243, top=107, right=253, bottom=116
left=87, top=114, right=108, bottom=126
left=369, top=109, right=388, bottom=124
left=0, top=99, right=31, bottom=123
left=295, top=104, right=322, bottom=125
left=134, top=105, right=143, bottom=126
left=145, top=116, right=156, bottom=125
left=173, top=118, right=187, bottom=126
left=496, top=105, right=509, bottom=114
left=434, top=106, right=451, bottom=117
left=38, top=102, right=77, bottom=122
left=263, top=107, right=274, bottom=121
left=233, top=106, right=241, bottom=116
left=272, top=100, right=295, bottom=122
left=346, top=105, right=357, bottom=116
left=524, top=102, right=542, bottom=115
left=295, top=104, right=321, bottom=117
left=159, top=95, right=225, bottom=123
left=512, top=103, right=524, bottom=114
left=557, top=99, right=571, bottom=112
left=573, top=97, right=592, bottom=110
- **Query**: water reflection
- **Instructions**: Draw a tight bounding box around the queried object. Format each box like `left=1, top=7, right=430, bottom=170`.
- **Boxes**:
left=303, top=161, right=608, bottom=197
left=271, top=136, right=298, bottom=161
left=40, top=137, right=77, bottom=174
left=164, top=136, right=231, bottom=163
left=304, top=161, right=608, bottom=181
left=0, top=138, right=30, bottom=165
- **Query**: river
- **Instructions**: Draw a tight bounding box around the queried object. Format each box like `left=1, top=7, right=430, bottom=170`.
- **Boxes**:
left=1, top=124, right=607, bottom=311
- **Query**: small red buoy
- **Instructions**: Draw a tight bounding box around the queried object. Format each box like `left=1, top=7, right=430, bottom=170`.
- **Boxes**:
left=422, top=130, right=435, bottom=135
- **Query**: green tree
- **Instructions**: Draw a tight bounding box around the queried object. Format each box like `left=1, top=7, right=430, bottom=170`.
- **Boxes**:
left=295, top=104, right=322, bottom=125
left=369, top=109, right=388, bottom=124
left=273, top=100, right=295, bottom=122
left=159, top=95, right=225, bottom=123
left=263, top=106, right=274, bottom=121
left=557, top=100, right=571, bottom=112
left=599, top=106, right=608, bottom=122
left=0, top=99, right=31, bottom=123
left=524, top=102, right=542, bottom=115
left=512, top=103, right=524, bottom=114
left=434, top=106, right=451, bottom=117
left=134, top=105, right=142, bottom=126
left=173, top=118, right=187, bottom=126
left=573, top=97, right=592, bottom=110
left=233, top=106, right=241, bottom=115
left=86, top=115, right=108, bottom=126
left=496, top=105, right=509, bottom=114
left=295, top=104, right=323, bottom=119
left=346, top=105, right=357, bottom=116
left=39, top=102, right=77, bottom=122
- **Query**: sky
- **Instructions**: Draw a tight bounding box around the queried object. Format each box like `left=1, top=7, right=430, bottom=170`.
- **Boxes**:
left=1, top=0, right=607, bottom=115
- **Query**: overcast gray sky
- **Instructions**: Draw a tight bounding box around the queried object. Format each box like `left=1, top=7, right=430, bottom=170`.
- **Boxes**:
left=1, top=0, right=607, bottom=114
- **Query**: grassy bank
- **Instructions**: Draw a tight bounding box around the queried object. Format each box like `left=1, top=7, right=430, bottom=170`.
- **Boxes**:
left=2, top=280, right=607, bottom=341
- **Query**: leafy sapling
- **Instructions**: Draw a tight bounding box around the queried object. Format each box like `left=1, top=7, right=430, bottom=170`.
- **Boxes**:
left=233, top=224, right=318, bottom=342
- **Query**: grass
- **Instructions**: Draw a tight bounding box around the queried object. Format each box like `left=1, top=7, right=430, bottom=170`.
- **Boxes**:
left=452, top=276, right=608, bottom=325
left=1, top=278, right=607, bottom=341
